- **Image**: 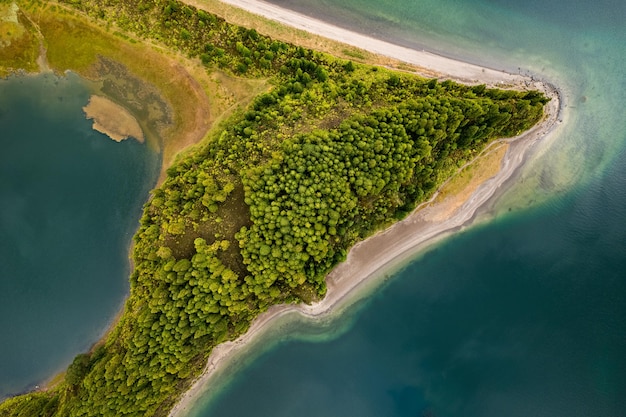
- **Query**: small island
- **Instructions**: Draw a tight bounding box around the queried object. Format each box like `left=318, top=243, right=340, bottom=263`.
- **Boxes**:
left=0, top=0, right=558, bottom=416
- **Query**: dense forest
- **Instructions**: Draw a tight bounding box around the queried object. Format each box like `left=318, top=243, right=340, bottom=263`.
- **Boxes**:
left=0, top=0, right=548, bottom=416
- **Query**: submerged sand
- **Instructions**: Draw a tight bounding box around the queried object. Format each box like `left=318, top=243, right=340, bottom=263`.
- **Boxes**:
left=83, top=95, right=145, bottom=143
left=168, top=1, right=563, bottom=415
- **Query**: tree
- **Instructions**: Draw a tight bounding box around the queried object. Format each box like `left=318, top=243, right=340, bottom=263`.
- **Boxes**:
left=65, top=353, right=91, bottom=387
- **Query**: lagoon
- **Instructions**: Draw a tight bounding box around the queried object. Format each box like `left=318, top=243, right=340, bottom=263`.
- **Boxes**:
left=0, top=72, right=159, bottom=398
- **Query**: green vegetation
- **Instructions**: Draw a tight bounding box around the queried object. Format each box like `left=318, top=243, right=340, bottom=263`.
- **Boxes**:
left=17, top=2, right=213, bottom=169
left=0, top=1, right=40, bottom=76
left=0, top=0, right=549, bottom=416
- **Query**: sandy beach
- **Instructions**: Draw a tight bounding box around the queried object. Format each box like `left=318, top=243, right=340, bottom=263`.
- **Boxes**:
left=168, top=1, right=563, bottom=415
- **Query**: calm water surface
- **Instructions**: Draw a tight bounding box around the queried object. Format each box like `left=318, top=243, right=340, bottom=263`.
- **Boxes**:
left=187, top=0, right=626, bottom=415
left=0, top=73, right=159, bottom=398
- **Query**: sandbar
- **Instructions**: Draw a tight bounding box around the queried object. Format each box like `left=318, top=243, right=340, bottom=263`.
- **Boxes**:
left=83, top=95, right=145, bottom=143
left=168, top=1, right=563, bottom=415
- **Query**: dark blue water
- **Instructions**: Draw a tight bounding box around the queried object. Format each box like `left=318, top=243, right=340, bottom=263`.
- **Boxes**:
left=201, top=161, right=626, bottom=417
left=0, top=73, right=159, bottom=398
left=186, top=0, right=626, bottom=415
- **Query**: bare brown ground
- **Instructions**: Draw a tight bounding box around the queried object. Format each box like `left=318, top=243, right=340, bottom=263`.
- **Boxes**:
left=83, top=95, right=145, bottom=143
left=157, top=58, right=213, bottom=183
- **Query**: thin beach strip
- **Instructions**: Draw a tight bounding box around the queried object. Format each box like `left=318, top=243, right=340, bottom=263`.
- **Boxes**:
left=216, top=0, right=534, bottom=85
left=169, top=1, right=563, bottom=415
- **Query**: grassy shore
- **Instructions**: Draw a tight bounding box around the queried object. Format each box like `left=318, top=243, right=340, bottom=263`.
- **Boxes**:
left=0, top=2, right=39, bottom=76
left=2, top=1, right=271, bottom=181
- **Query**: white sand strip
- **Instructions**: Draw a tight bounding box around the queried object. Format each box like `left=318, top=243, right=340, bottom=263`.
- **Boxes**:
left=218, top=0, right=533, bottom=85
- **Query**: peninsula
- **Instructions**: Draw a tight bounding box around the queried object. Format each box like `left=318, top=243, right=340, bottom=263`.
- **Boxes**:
left=0, top=0, right=559, bottom=416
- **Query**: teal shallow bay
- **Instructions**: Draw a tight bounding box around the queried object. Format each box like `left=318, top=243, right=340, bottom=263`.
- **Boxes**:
left=0, top=73, right=159, bottom=398
left=186, top=0, right=626, bottom=416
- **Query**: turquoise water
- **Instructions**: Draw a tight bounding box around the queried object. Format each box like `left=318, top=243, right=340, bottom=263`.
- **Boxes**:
left=0, top=73, right=159, bottom=398
left=187, top=0, right=626, bottom=416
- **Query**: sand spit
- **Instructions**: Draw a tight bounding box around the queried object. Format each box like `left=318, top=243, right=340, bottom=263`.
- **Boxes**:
left=83, top=95, right=145, bottom=143
left=168, top=1, right=563, bottom=415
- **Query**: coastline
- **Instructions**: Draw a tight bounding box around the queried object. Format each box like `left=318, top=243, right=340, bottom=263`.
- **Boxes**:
left=213, top=0, right=536, bottom=85
left=169, top=1, right=563, bottom=416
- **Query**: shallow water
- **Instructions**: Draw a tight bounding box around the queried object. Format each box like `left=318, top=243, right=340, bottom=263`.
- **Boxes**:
left=186, top=0, right=626, bottom=415
left=0, top=72, right=159, bottom=398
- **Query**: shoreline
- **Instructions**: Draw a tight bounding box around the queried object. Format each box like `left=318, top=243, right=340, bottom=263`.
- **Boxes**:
left=168, top=1, right=563, bottom=416
left=215, top=0, right=539, bottom=86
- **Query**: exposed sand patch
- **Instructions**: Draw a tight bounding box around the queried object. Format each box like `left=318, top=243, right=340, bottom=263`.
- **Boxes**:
left=82, top=95, right=145, bottom=143
left=420, top=143, right=509, bottom=223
